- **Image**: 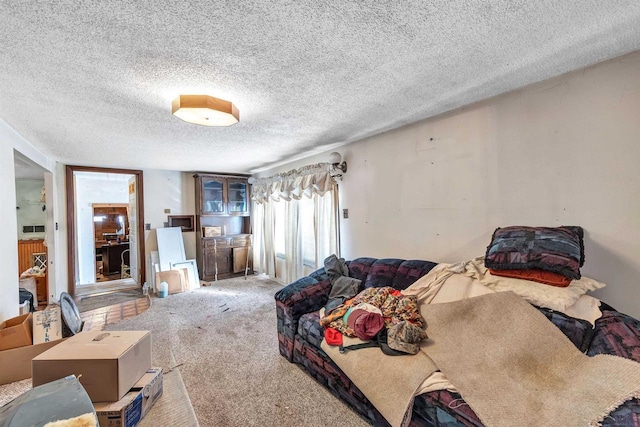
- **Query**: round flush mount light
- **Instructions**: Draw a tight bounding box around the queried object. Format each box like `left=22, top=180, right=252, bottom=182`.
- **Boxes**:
left=171, top=94, right=239, bottom=127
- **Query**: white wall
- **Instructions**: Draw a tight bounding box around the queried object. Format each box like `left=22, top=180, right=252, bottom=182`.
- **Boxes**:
left=259, top=51, right=640, bottom=319
left=0, top=120, right=56, bottom=322
left=1, top=139, right=197, bottom=322
left=15, top=179, right=47, bottom=241
left=142, top=170, right=197, bottom=286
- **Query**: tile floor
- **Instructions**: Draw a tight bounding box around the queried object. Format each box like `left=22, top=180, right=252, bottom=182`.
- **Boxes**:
left=80, top=296, right=150, bottom=331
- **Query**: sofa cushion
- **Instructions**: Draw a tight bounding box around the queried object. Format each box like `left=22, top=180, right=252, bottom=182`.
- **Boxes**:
left=536, top=307, right=593, bottom=352
left=394, top=260, right=439, bottom=290
left=297, top=312, right=324, bottom=350
left=588, top=309, right=640, bottom=361
left=363, top=259, right=405, bottom=289
left=347, top=258, right=377, bottom=282
left=275, top=276, right=319, bottom=303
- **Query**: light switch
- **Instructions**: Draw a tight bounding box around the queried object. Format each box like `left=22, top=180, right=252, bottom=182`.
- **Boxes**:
left=164, top=208, right=171, bottom=214
left=145, top=223, right=151, bottom=231
left=343, top=209, right=349, bottom=219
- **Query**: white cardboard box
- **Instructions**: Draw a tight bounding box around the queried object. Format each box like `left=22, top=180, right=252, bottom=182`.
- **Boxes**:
left=94, top=367, right=163, bottom=427
left=32, top=330, right=152, bottom=402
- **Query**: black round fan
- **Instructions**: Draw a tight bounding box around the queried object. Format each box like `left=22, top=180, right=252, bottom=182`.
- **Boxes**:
left=59, top=292, right=83, bottom=337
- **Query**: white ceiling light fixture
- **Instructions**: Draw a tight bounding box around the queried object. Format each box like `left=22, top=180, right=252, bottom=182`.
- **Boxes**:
left=172, top=94, right=239, bottom=127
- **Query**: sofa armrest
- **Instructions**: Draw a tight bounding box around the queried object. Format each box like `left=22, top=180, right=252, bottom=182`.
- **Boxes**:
left=587, top=309, right=640, bottom=362
left=275, top=275, right=331, bottom=361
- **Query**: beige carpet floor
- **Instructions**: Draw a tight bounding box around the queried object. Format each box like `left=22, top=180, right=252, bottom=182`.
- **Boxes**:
left=1, top=275, right=367, bottom=426
left=105, top=275, right=369, bottom=427
left=139, top=352, right=199, bottom=427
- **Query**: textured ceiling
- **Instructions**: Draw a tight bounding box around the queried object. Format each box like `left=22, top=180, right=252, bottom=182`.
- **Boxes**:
left=1, top=1, right=639, bottom=174
left=14, top=150, right=45, bottom=180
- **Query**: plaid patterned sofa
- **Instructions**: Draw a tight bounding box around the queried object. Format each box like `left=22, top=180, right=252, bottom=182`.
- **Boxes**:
left=275, top=257, right=640, bottom=426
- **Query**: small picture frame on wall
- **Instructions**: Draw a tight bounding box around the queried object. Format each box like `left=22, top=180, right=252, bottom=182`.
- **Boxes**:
left=167, top=215, right=194, bottom=232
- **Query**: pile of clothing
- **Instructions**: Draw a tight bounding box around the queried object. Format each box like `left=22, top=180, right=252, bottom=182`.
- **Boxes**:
left=320, top=255, right=427, bottom=355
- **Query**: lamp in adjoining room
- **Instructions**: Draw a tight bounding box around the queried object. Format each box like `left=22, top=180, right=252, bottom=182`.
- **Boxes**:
left=328, top=152, right=347, bottom=180
left=172, top=95, right=239, bottom=127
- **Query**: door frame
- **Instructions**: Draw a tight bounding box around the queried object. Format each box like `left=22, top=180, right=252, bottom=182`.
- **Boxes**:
left=65, top=165, right=145, bottom=296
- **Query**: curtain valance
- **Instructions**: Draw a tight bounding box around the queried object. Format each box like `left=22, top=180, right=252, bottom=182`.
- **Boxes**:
left=251, top=162, right=336, bottom=203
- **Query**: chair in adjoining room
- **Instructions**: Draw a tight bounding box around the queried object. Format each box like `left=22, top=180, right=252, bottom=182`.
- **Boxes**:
left=121, top=249, right=131, bottom=279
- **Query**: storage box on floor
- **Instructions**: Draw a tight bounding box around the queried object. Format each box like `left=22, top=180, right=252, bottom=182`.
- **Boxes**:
left=94, top=367, right=163, bottom=427
left=0, top=313, right=33, bottom=351
left=0, top=309, right=68, bottom=385
left=32, top=330, right=152, bottom=402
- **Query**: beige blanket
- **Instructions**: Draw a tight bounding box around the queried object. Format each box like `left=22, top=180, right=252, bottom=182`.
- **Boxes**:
left=423, top=292, right=640, bottom=427
left=321, top=337, right=437, bottom=427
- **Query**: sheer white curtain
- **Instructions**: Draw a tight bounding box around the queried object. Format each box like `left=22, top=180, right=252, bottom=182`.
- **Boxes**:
left=251, top=163, right=339, bottom=283
left=315, top=190, right=338, bottom=267
left=251, top=201, right=277, bottom=278
left=284, top=199, right=302, bottom=283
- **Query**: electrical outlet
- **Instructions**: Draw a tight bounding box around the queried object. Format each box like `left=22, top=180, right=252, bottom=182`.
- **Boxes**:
left=163, top=222, right=169, bottom=228
left=343, top=209, right=349, bottom=219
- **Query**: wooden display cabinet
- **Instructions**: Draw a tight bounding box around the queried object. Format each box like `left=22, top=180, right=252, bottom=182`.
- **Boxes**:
left=194, top=173, right=253, bottom=281
left=195, top=174, right=250, bottom=217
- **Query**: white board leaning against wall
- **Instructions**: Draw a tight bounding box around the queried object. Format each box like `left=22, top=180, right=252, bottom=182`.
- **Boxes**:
left=156, top=227, right=186, bottom=272
left=156, top=227, right=200, bottom=291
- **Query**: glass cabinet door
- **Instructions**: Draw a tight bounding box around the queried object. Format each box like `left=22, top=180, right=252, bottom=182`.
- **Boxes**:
left=227, top=179, right=249, bottom=215
left=202, top=177, right=226, bottom=215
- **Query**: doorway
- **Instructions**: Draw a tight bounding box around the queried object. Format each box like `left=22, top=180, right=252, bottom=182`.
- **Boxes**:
left=14, top=150, right=52, bottom=308
left=93, top=203, right=130, bottom=282
left=66, top=166, right=145, bottom=297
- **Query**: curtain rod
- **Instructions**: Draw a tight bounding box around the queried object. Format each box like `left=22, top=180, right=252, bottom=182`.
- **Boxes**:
left=250, top=162, right=331, bottom=186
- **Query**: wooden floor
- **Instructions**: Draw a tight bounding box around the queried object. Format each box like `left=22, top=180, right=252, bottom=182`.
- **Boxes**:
left=75, top=278, right=138, bottom=298
left=80, top=295, right=151, bottom=331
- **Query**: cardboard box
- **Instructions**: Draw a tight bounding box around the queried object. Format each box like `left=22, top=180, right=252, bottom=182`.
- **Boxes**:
left=33, top=306, right=62, bottom=344
left=0, top=313, right=33, bottom=351
left=32, top=330, right=152, bottom=402
left=155, top=269, right=187, bottom=294
left=0, top=338, right=64, bottom=385
left=203, top=226, right=222, bottom=237
left=94, top=368, right=163, bottom=427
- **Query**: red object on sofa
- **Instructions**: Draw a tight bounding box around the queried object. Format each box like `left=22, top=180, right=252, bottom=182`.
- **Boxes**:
left=324, top=327, right=343, bottom=346
left=489, top=268, right=571, bottom=287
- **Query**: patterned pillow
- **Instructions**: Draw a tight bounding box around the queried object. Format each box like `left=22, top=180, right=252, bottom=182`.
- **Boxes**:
left=485, top=226, right=584, bottom=279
